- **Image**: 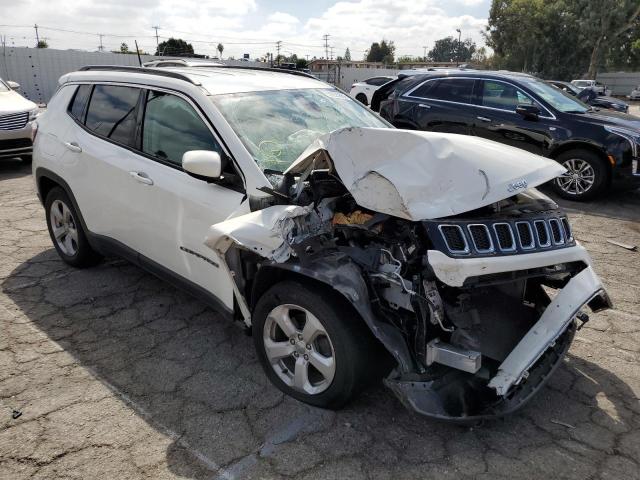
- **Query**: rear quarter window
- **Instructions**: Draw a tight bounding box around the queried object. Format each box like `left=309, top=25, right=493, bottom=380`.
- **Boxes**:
left=67, top=84, right=92, bottom=122
left=85, top=85, right=140, bottom=146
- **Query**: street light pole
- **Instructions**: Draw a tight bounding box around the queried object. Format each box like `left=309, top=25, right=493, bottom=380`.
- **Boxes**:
left=456, top=28, right=462, bottom=66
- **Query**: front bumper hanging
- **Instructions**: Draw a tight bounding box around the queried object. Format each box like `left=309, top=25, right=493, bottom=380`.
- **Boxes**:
left=385, top=265, right=611, bottom=421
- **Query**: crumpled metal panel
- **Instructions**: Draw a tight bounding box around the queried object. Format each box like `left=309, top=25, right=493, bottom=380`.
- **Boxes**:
left=285, top=127, right=566, bottom=220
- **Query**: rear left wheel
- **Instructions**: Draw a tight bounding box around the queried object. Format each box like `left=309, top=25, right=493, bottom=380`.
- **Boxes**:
left=253, top=281, right=378, bottom=409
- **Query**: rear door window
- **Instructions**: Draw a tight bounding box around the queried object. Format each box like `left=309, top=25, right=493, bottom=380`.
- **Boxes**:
left=412, top=78, right=475, bottom=104
left=85, top=85, right=140, bottom=146
left=141, top=90, right=223, bottom=167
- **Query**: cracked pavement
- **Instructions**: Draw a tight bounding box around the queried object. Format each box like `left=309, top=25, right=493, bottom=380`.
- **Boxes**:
left=0, top=159, right=639, bottom=480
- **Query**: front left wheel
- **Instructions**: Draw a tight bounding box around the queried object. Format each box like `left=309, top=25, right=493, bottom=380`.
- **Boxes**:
left=45, top=187, right=102, bottom=268
left=253, top=281, right=379, bottom=409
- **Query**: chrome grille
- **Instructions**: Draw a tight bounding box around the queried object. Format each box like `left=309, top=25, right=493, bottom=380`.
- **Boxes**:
left=0, top=111, right=29, bottom=130
left=516, top=222, right=535, bottom=249
left=437, top=216, right=573, bottom=255
left=439, top=225, right=469, bottom=254
left=548, top=218, right=564, bottom=244
left=534, top=220, right=551, bottom=247
left=467, top=224, right=493, bottom=253
left=493, top=223, right=516, bottom=251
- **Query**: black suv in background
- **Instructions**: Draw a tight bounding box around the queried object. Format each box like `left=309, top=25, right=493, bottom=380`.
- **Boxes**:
left=374, top=71, right=640, bottom=200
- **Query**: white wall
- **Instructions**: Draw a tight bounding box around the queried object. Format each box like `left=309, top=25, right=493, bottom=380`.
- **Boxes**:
left=596, top=72, right=640, bottom=96
left=0, top=47, right=267, bottom=104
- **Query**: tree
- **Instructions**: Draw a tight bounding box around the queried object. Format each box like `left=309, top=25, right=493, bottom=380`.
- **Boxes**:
left=344, top=47, right=351, bottom=61
left=36, top=39, right=48, bottom=49
left=429, top=36, right=476, bottom=63
left=366, top=40, right=395, bottom=63
left=156, top=38, right=194, bottom=56
left=485, top=0, right=640, bottom=79
left=295, top=58, right=308, bottom=69
left=120, top=42, right=129, bottom=54
left=579, top=0, right=640, bottom=77
left=217, top=43, right=224, bottom=59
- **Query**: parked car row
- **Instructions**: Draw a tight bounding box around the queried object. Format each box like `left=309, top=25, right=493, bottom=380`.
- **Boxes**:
left=28, top=64, right=614, bottom=421
left=371, top=70, right=640, bottom=200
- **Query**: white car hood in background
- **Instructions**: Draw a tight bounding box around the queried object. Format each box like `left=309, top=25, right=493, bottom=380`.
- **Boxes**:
left=0, top=89, right=37, bottom=115
left=285, top=127, right=566, bottom=220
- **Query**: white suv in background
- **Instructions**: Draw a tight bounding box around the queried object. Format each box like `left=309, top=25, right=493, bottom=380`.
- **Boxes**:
left=349, top=75, right=395, bottom=105
left=0, top=78, right=39, bottom=162
left=33, top=65, right=610, bottom=421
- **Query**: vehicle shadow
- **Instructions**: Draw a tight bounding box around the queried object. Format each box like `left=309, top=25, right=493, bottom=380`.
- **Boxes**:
left=3, top=251, right=637, bottom=478
left=0, top=158, right=31, bottom=181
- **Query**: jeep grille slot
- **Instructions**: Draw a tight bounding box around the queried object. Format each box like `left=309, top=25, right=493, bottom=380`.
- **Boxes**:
left=467, top=224, right=493, bottom=253
left=493, top=223, right=516, bottom=251
left=548, top=218, right=564, bottom=244
left=561, top=217, right=573, bottom=241
left=516, top=222, right=535, bottom=249
left=439, top=225, right=469, bottom=254
left=534, top=220, right=551, bottom=247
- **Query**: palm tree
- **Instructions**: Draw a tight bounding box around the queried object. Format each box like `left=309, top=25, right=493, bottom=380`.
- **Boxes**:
left=217, top=43, right=224, bottom=59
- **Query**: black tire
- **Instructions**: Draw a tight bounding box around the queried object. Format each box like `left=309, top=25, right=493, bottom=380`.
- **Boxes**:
left=253, top=281, right=378, bottom=409
left=20, top=155, right=32, bottom=164
left=44, top=187, right=102, bottom=268
left=355, top=93, right=368, bottom=105
left=551, top=149, right=608, bottom=201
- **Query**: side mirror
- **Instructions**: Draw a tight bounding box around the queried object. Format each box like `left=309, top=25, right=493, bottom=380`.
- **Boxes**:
left=182, top=150, right=222, bottom=181
left=515, top=104, right=540, bottom=120
left=7, top=81, right=20, bottom=90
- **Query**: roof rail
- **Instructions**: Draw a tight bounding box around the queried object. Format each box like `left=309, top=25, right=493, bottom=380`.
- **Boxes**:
left=77, top=65, right=199, bottom=85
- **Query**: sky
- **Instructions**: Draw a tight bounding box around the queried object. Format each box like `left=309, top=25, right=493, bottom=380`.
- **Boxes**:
left=0, top=0, right=490, bottom=59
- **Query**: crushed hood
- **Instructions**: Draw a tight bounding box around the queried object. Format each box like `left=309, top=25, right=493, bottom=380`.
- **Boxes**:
left=285, top=127, right=566, bottom=220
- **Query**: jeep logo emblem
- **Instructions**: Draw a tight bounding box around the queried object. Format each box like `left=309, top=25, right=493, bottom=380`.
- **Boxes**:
left=507, top=179, right=528, bottom=192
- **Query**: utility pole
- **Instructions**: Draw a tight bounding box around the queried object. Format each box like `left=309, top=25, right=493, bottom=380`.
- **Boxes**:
left=152, top=26, right=160, bottom=51
left=322, top=34, right=330, bottom=60
left=98, top=34, right=104, bottom=52
left=456, top=28, right=462, bottom=65
left=329, top=46, right=334, bottom=60
left=423, top=46, right=427, bottom=62
left=275, top=40, right=282, bottom=65
left=34, top=24, right=39, bottom=46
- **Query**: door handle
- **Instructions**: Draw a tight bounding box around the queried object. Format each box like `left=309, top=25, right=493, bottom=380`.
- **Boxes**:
left=477, top=116, right=492, bottom=122
left=418, top=103, right=431, bottom=109
left=63, top=141, right=82, bottom=153
left=129, top=171, right=154, bottom=185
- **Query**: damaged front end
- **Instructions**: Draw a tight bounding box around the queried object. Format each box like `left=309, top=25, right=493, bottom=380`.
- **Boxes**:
left=205, top=127, right=612, bottom=421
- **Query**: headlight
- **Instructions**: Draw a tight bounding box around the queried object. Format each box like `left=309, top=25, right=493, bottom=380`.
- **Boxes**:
left=28, top=109, right=39, bottom=121
left=604, top=125, right=639, bottom=157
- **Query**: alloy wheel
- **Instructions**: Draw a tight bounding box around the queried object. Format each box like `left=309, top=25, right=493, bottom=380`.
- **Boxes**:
left=555, top=158, right=595, bottom=196
left=49, top=199, right=79, bottom=256
left=263, top=304, right=336, bottom=395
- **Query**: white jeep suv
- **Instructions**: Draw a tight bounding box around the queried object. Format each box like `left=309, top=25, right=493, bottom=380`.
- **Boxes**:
left=33, top=65, right=611, bottom=420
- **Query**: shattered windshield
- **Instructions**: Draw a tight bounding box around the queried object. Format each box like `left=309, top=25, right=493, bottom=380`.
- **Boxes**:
left=211, top=88, right=389, bottom=172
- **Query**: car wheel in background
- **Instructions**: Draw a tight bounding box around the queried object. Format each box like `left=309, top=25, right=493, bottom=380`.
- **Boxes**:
left=45, top=187, right=102, bottom=267
left=552, top=149, right=608, bottom=201
left=253, top=281, right=379, bottom=409
left=355, top=93, right=368, bottom=105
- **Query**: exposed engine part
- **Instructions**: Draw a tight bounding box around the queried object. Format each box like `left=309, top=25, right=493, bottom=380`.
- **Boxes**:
left=425, top=338, right=481, bottom=374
